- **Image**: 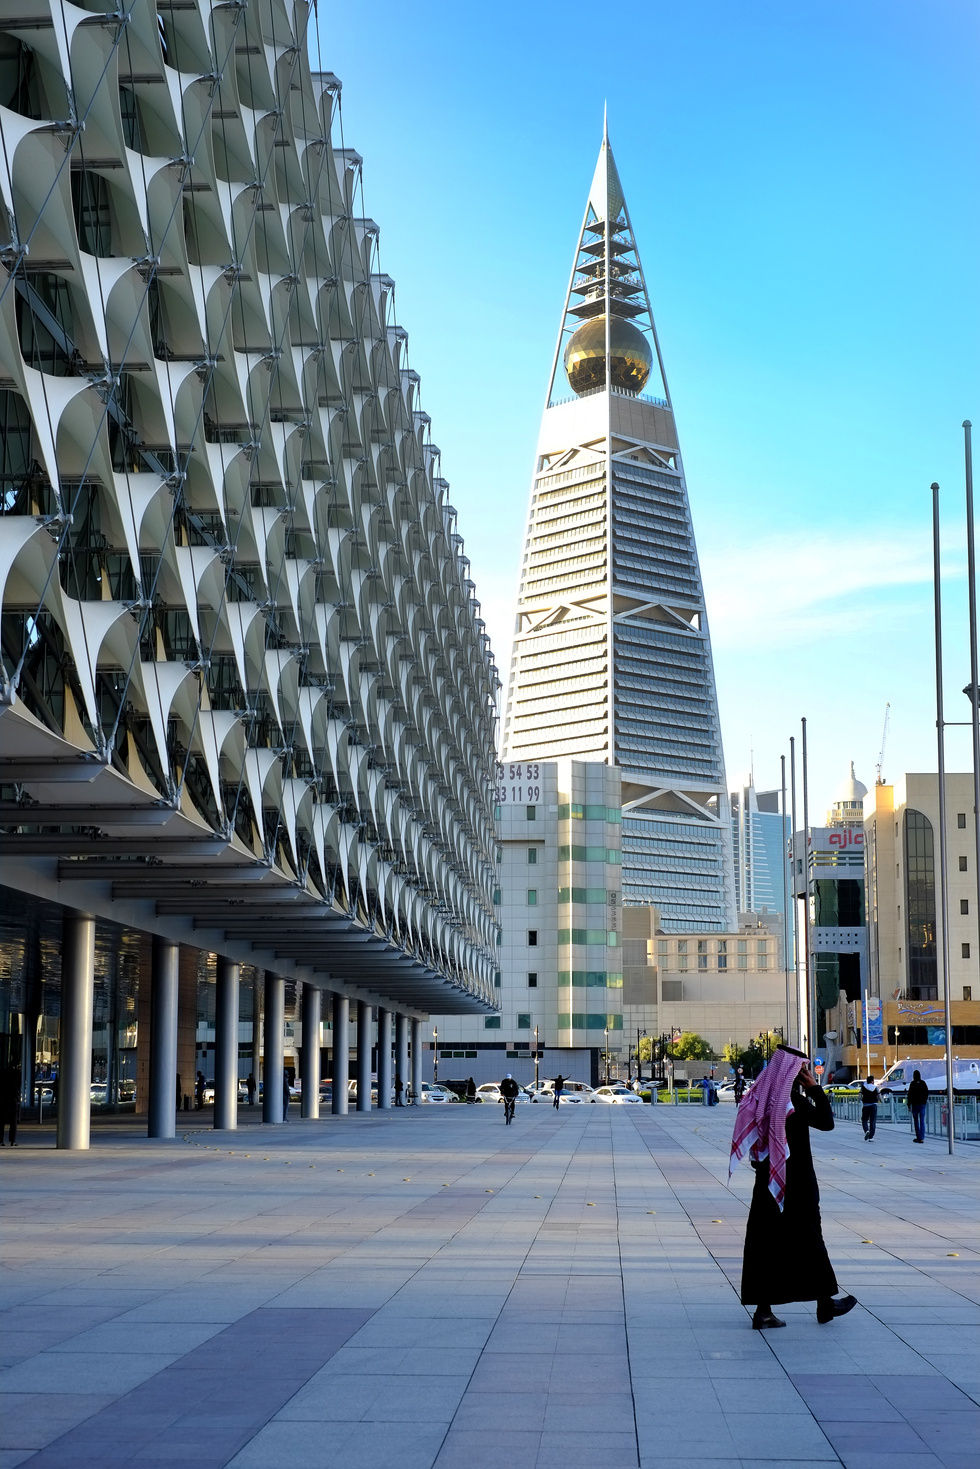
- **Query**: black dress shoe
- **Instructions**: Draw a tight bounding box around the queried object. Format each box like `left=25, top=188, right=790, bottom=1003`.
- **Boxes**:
left=752, top=1311, right=786, bottom=1330
left=817, top=1294, right=857, bottom=1324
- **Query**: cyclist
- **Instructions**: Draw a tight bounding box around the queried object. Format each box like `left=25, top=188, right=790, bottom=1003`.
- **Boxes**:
left=500, top=1073, right=520, bottom=1125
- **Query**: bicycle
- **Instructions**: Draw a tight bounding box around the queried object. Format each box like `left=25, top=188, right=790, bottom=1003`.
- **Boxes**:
left=503, top=1097, right=516, bottom=1125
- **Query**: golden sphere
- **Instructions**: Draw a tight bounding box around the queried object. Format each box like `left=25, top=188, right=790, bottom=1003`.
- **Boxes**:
left=563, top=315, right=652, bottom=395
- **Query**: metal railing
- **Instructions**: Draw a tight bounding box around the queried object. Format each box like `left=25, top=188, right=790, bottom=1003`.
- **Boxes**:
left=830, top=1093, right=980, bottom=1141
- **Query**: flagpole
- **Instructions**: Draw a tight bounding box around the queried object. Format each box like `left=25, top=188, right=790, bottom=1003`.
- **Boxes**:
left=801, top=718, right=814, bottom=1056
left=964, top=422, right=980, bottom=969
left=780, top=755, right=792, bottom=1044
left=932, top=482, right=955, bottom=1156
left=789, top=737, right=801, bottom=1049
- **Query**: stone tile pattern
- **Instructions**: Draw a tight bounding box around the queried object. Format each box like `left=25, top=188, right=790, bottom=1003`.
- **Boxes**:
left=1, top=1103, right=978, bottom=1469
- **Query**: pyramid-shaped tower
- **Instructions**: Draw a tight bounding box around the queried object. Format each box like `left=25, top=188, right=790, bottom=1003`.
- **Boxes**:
left=502, top=126, right=735, bottom=930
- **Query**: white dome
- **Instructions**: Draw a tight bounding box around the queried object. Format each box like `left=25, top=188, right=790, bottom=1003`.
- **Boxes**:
left=835, top=761, right=868, bottom=804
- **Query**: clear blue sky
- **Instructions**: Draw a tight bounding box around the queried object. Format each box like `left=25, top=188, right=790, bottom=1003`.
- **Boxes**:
left=321, top=0, right=980, bottom=817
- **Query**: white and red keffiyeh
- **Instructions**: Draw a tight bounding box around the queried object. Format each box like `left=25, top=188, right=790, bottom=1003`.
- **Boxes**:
left=728, top=1047, right=803, bottom=1212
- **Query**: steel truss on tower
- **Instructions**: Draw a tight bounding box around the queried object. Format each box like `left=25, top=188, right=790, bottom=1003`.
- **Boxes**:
left=503, top=126, right=735, bottom=931
left=0, top=0, right=499, bottom=1012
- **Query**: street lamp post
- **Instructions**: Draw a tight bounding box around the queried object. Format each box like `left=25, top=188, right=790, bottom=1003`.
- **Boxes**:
left=603, top=1028, right=609, bottom=1085
left=637, top=1027, right=647, bottom=1084
left=432, top=1027, right=438, bottom=1085
left=534, top=1025, right=540, bottom=1089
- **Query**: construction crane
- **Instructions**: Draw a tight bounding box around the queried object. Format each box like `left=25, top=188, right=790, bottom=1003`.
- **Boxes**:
left=875, top=702, right=891, bottom=785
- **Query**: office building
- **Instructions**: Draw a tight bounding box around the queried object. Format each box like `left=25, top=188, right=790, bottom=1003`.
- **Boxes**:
left=431, top=759, right=623, bottom=1085
left=501, top=126, right=735, bottom=932
left=730, top=778, right=788, bottom=919
left=856, top=773, right=980, bottom=1074
left=0, top=1, right=499, bottom=1144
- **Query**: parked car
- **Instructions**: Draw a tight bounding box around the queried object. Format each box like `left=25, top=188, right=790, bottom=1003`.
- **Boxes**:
left=419, top=1083, right=459, bottom=1103
left=475, top=1082, right=531, bottom=1105
left=594, top=1085, right=644, bottom=1105
left=530, top=1082, right=589, bottom=1105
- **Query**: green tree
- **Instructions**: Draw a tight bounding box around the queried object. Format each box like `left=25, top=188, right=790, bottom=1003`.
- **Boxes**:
left=741, top=1031, right=784, bottom=1078
left=637, top=1035, right=654, bottom=1063
left=668, top=1031, right=713, bottom=1061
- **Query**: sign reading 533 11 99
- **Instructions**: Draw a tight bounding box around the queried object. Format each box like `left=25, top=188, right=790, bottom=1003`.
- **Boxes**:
left=496, top=762, right=541, bottom=804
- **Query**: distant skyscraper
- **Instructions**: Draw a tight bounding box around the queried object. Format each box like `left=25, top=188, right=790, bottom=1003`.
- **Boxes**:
left=731, top=780, right=788, bottom=917
left=502, top=125, right=735, bottom=930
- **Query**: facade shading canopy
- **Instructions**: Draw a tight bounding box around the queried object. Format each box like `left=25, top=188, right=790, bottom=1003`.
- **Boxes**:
left=502, top=126, right=735, bottom=931
left=0, top=0, right=499, bottom=1014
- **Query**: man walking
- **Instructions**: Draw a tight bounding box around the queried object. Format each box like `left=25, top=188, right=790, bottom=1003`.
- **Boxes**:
left=908, top=1069, right=929, bottom=1144
left=0, top=1064, right=21, bottom=1146
left=246, top=1072, right=256, bottom=1107
left=734, top=1069, right=745, bottom=1104
left=860, top=1074, right=879, bottom=1141
left=195, top=1071, right=206, bottom=1110
left=552, top=1075, right=564, bottom=1109
left=282, top=1071, right=290, bottom=1121
left=394, top=1072, right=404, bottom=1106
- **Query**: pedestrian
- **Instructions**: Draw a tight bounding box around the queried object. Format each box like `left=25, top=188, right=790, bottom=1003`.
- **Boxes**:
left=908, top=1069, right=929, bottom=1143
left=465, top=1077, right=476, bottom=1104
left=734, top=1069, right=745, bottom=1104
left=176, top=1073, right=182, bottom=1112
left=860, top=1074, right=879, bottom=1141
left=730, top=1044, right=857, bottom=1330
left=552, top=1075, right=564, bottom=1109
left=195, top=1071, right=206, bottom=1109
left=246, top=1072, right=256, bottom=1107
left=0, top=1064, right=21, bottom=1146
left=282, top=1072, right=290, bottom=1122
left=394, top=1072, right=404, bottom=1106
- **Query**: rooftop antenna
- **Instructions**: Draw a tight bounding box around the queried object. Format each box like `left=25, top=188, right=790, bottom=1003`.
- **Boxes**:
left=875, top=702, right=891, bottom=785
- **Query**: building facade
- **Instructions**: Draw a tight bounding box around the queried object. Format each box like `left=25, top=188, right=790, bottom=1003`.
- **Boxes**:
left=500, top=127, right=735, bottom=933
left=0, top=0, right=499, bottom=1142
left=430, top=759, right=623, bottom=1085
left=855, top=772, right=980, bottom=1074
left=652, top=915, right=787, bottom=1058
left=730, top=779, right=788, bottom=919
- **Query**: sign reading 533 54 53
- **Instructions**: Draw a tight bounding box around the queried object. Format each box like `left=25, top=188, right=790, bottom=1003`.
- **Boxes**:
left=496, top=762, right=541, bottom=804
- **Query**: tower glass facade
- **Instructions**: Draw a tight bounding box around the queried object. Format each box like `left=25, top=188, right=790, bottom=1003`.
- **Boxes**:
left=503, top=130, right=734, bottom=931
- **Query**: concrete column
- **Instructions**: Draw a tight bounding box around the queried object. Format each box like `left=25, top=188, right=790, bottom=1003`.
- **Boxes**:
left=410, top=1017, right=422, bottom=1105
left=301, top=984, right=320, bottom=1119
left=57, top=911, right=95, bottom=1151
left=148, top=937, right=179, bottom=1138
left=395, top=1013, right=409, bottom=1106
left=331, top=993, right=349, bottom=1115
left=356, top=1001, right=372, bottom=1111
left=263, top=970, right=284, bottom=1124
left=214, top=958, right=239, bottom=1132
left=377, top=1007, right=392, bottom=1110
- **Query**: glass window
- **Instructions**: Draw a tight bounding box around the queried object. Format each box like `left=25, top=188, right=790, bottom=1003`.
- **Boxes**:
left=962, top=945, right=971, bottom=960
left=493, top=888, right=501, bottom=904
left=961, top=899, right=970, bottom=915
left=738, top=955, right=747, bottom=970
left=528, top=973, right=538, bottom=987
left=959, top=855, right=968, bottom=871
left=484, top=1016, right=501, bottom=1029
left=678, top=955, right=688, bottom=971
left=717, top=955, right=727, bottom=970
left=528, top=930, right=538, bottom=946
left=718, top=940, right=727, bottom=953
left=517, top=1014, right=531, bottom=1029
left=658, top=940, right=668, bottom=954
left=527, top=889, right=538, bottom=906
left=957, top=812, right=967, bottom=828
left=698, top=953, right=707, bottom=970
left=677, top=940, right=687, bottom=953
left=697, top=940, right=707, bottom=953
left=965, top=985, right=973, bottom=1000
left=737, top=939, right=747, bottom=953
left=758, top=941, right=768, bottom=953
left=528, top=847, right=537, bottom=864
left=526, top=805, right=536, bottom=820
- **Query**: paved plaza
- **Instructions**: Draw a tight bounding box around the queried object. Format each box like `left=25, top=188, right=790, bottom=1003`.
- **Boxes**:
left=1, top=1103, right=978, bottom=1469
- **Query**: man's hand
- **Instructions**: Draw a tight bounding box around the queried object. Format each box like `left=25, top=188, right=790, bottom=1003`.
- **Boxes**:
left=798, top=1064, right=819, bottom=1088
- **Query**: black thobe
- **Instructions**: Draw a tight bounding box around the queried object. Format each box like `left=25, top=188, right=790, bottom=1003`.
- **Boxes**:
left=740, top=1083, right=839, bottom=1306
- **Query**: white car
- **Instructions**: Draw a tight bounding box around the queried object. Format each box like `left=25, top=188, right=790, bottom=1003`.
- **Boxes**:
left=475, top=1082, right=530, bottom=1105
left=594, top=1085, right=644, bottom=1105
left=529, top=1082, right=592, bottom=1105
left=420, top=1082, right=458, bottom=1103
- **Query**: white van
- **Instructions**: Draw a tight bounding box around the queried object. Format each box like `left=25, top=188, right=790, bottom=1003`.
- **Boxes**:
left=879, top=1058, right=980, bottom=1096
